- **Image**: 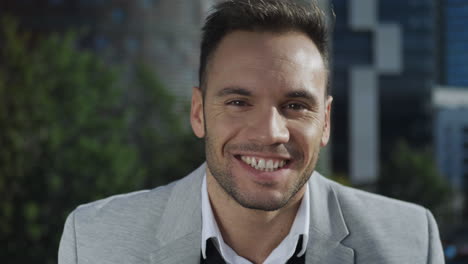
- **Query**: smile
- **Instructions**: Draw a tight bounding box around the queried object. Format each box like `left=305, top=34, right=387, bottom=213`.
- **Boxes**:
left=239, top=155, right=289, bottom=172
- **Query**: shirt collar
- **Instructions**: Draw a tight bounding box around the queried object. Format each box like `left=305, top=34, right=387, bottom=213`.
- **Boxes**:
left=201, top=173, right=310, bottom=261
left=201, top=174, right=226, bottom=259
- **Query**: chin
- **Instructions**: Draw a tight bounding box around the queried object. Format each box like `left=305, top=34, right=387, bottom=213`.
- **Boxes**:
left=230, top=188, right=295, bottom=212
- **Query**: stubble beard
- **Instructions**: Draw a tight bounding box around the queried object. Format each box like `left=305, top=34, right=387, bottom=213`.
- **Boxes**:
left=204, top=133, right=320, bottom=212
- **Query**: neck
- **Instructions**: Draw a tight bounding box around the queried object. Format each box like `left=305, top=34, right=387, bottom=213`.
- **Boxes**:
left=206, top=172, right=305, bottom=264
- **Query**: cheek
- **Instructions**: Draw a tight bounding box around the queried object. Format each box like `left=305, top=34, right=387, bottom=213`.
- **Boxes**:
left=208, top=112, right=246, bottom=133
left=206, top=111, right=246, bottom=150
left=289, top=123, right=322, bottom=157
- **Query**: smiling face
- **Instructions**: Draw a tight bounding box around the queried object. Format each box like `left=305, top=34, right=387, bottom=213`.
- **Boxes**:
left=191, top=30, right=332, bottom=211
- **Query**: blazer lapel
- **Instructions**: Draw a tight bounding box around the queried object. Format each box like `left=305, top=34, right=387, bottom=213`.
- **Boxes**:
left=150, top=232, right=201, bottom=264
left=150, top=163, right=206, bottom=264
left=305, top=230, right=354, bottom=264
left=305, top=172, right=354, bottom=264
left=149, top=166, right=354, bottom=264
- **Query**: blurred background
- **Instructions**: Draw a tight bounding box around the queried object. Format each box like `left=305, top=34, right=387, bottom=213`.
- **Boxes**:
left=0, top=0, right=467, bottom=263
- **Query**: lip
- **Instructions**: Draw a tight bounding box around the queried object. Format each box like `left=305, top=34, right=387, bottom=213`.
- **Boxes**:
left=233, top=154, right=293, bottom=184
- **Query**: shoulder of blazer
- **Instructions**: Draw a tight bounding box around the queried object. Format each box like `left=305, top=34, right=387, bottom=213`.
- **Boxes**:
left=321, top=175, right=427, bottom=218
left=316, top=173, right=438, bottom=262
left=72, top=179, right=175, bottom=225
left=70, top=163, right=205, bottom=242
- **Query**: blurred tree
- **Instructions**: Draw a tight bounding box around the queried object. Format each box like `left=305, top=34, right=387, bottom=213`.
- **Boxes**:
left=0, top=17, right=204, bottom=263
left=377, top=140, right=452, bottom=215
left=327, top=172, right=352, bottom=187
left=130, top=63, right=204, bottom=188
left=0, top=17, right=144, bottom=263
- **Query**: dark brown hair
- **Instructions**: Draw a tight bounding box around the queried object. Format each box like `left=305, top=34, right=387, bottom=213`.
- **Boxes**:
left=199, top=0, right=332, bottom=95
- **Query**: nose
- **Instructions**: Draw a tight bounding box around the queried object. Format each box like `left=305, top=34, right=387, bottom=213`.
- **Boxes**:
left=247, top=106, right=290, bottom=145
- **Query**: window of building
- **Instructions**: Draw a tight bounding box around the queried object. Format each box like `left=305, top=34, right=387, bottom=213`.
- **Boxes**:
left=112, top=8, right=126, bottom=24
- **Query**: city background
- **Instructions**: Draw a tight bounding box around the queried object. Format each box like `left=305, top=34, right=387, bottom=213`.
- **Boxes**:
left=0, top=0, right=467, bottom=263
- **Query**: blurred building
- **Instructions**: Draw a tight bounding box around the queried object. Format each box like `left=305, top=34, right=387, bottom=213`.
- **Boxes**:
left=0, top=0, right=208, bottom=103
left=82, top=0, right=205, bottom=103
left=434, top=0, right=468, bottom=218
left=437, top=0, right=468, bottom=87
left=331, top=0, right=436, bottom=185
left=433, top=87, right=468, bottom=218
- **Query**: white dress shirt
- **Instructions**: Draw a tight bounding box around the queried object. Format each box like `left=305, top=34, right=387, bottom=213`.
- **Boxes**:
left=201, top=174, right=310, bottom=264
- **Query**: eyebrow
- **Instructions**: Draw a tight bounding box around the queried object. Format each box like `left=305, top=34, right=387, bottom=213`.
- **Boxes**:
left=215, top=87, right=252, bottom=97
left=285, top=89, right=319, bottom=105
left=215, top=86, right=320, bottom=104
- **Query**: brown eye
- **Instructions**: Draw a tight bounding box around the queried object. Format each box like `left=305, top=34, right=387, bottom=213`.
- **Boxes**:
left=227, top=100, right=249, bottom=107
left=285, top=103, right=306, bottom=111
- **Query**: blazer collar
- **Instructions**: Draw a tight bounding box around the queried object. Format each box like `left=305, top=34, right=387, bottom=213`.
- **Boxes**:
left=305, top=171, right=354, bottom=263
left=150, top=163, right=206, bottom=264
left=150, top=165, right=354, bottom=264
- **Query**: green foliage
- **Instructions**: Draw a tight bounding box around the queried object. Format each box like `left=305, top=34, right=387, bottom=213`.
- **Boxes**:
left=327, top=172, right=352, bottom=187
left=0, top=18, right=148, bottom=262
left=0, top=16, right=205, bottom=262
left=377, top=140, right=452, bottom=214
left=131, top=63, right=205, bottom=187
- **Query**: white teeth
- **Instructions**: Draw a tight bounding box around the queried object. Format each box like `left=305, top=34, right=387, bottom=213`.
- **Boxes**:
left=266, top=160, right=273, bottom=170
left=258, top=159, right=265, bottom=169
left=240, top=156, right=288, bottom=171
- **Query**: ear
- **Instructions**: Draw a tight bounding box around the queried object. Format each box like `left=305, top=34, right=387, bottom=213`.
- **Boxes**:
left=190, top=86, right=205, bottom=138
left=321, top=96, right=333, bottom=147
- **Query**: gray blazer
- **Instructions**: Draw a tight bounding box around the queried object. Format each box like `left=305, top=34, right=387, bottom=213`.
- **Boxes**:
left=59, top=163, right=444, bottom=263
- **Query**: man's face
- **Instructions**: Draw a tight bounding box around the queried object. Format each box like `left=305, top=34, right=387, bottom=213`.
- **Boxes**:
left=191, top=30, right=332, bottom=211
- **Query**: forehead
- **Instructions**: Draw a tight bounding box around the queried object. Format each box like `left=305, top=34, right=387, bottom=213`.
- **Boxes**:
left=206, top=30, right=326, bottom=95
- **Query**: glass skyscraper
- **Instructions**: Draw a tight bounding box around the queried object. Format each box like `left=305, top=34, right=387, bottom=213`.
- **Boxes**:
left=440, top=0, right=468, bottom=86
left=330, top=0, right=436, bottom=183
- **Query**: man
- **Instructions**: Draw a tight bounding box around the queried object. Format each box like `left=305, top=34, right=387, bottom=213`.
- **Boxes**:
left=59, top=0, right=444, bottom=263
